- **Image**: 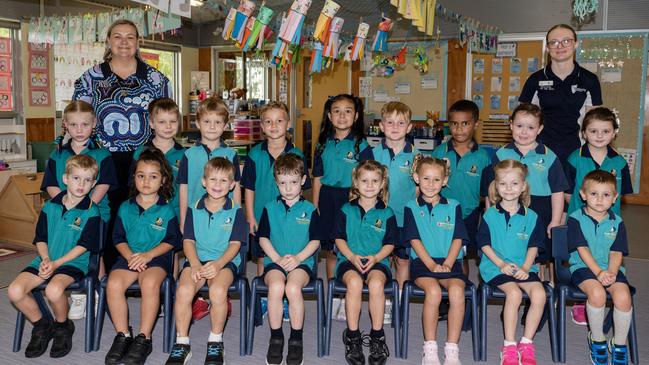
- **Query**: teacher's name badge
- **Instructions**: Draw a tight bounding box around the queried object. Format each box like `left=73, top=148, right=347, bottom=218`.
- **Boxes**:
left=571, top=85, right=587, bottom=94
left=539, top=80, right=554, bottom=90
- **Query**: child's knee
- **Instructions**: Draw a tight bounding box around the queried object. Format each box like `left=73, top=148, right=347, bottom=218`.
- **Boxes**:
left=7, top=281, right=26, bottom=302
left=346, top=275, right=363, bottom=292
left=44, top=283, right=65, bottom=301
left=284, top=282, right=303, bottom=299
left=267, top=280, right=285, bottom=295
left=530, top=286, right=546, bottom=304
left=208, top=284, right=228, bottom=303
left=612, top=291, right=633, bottom=312
left=424, top=285, right=442, bottom=301
left=447, top=284, right=465, bottom=303
left=140, top=278, right=161, bottom=294
left=505, top=287, right=523, bottom=304
left=588, top=287, right=607, bottom=307
left=367, top=277, right=384, bottom=293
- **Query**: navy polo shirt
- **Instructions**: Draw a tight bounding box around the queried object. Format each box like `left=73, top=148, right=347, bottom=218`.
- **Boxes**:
left=313, top=133, right=370, bottom=188
left=402, top=196, right=468, bottom=260
left=257, top=196, right=321, bottom=269
left=132, top=140, right=186, bottom=217
left=476, top=204, right=545, bottom=283
left=241, top=141, right=311, bottom=222
left=72, top=59, right=172, bottom=152
left=41, top=139, right=118, bottom=222
left=112, top=196, right=181, bottom=253
left=432, top=139, right=491, bottom=218
left=519, top=62, right=602, bottom=160
left=29, top=192, right=101, bottom=275
left=359, top=139, right=420, bottom=226
left=184, top=195, right=247, bottom=267
left=177, top=142, right=241, bottom=207
left=567, top=208, right=627, bottom=274
left=565, top=145, right=632, bottom=215
left=481, top=143, right=568, bottom=197
left=334, top=199, right=398, bottom=271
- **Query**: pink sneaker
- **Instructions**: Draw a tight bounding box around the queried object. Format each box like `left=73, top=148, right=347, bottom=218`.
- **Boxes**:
left=500, top=344, right=518, bottom=365
left=571, top=303, right=587, bottom=325
left=517, top=342, right=537, bottom=365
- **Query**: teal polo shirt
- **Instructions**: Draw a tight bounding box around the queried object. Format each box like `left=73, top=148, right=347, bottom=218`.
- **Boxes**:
left=256, top=196, right=321, bottom=269
left=29, top=192, right=101, bottom=275
left=402, top=196, right=468, bottom=259
left=359, top=139, right=420, bottom=226
left=565, top=145, right=633, bottom=215
left=432, top=140, right=491, bottom=218
left=132, top=140, right=186, bottom=217
left=241, top=141, right=311, bottom=222
left=334, top=199, right=398, bottom=272
left=184, top=195, right=247, bottom=267
left=567, top=208, right=628, bottom=274
left=313, top=133, right=370, bottom=188
left=41, top=140, right=117, bottom=222
left=112, top=197, right=181, bottom=253
left=476, top=204, right=546, bottom=283
left=176, top=142, right=241, bottom=206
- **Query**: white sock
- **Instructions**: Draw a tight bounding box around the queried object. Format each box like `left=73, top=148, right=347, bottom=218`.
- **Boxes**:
left=424, top=340, right=437, bottom=348
left=445, top=342, right=458, bottom=349
left=587, top=302, right=606, bottom=342
left=122, top=332, right=131, bottom=338
left=208, top=332, right=223, bottom=342
left=504, top=340, right=517, bottom=346
left=176, top=336, right=190, bottom=345
left=613, top=307, right=633, bottom=346
left=520, top=337, right=533, bottom=344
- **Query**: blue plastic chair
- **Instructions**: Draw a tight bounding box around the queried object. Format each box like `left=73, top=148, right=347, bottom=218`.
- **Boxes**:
left=324, top=273, right=401, bottom=358
left=12, top=223, right=103, bottom=354
left=478, top=277, right=558, bottom=361
left=400, top=279, right=480, bottom=361
left=169, top=228, right=250, bottom=356
left=246, top=248, right=325, bottom=356
left=552, top=225, right=639, bottom=364
left=94, top=248, right=175, bottom=353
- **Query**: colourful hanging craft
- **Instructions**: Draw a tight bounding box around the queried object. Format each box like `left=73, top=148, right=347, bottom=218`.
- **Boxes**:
left=345, top=22, right=369, bottom=62
left=323, top=16, right=344, bottom=67
left=279, top=0, right=312, bottom=45
left=222, top=7, right=237, bottom=40
left=237, top=16, right=256, bottom=48
left=243, top=5, right=274, bottom=51
left=231, top=0, right=256, bottom=44
left=309, top=42, right=324, bottom=74
left=313, top=0, right=340, bottom=42
left=372, top=16, right=393, bottom=53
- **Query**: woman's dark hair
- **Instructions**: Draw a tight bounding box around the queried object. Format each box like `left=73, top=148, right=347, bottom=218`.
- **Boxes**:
left=316, top=94, right=365, bottom=159
left=130, top=147, right=174, bottom=201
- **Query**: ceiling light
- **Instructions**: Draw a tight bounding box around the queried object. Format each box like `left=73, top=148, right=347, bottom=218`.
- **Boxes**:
left=190, top=0, right=204, bottom=6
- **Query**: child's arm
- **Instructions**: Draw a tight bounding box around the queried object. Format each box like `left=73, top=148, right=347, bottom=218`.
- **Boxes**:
left=442, top=238, right=464, bottom=270
left=548, top=192, right=564, bottom=237
left=335, top=238, right=364, bottom=272
left=362, top=215, right=397, bottom=272
left=46, top=187, right=62, bottom=198
left=90, top=184, right=110, bottom=205
left=281, top=209, right=322, bottom=271
left=290, top=240, right=320, bottom=270
left=607, top=251, right=623, bottom=277
left=232, top=182, right=242, bottom=205
left=232, top=154, right=242, bottom=204
left=183, top=239, right=202, bottom=282
left=513, top=247, right=538, bottom=280
left=576, top=246, right=611, bottom=284
left=411, top=239, right=437, bottom=271
left=42, top=158, right=61, bottom=198
left=606, top=221, right=629, bottom=284
left=312, top=177, right=322, bottom=210
left=178, top=184, right=188, bottom=232
left=130, top=243, right=175, bottom=272
left=442, top=205, right=470, bottom=270
left=202, top=241, right=241, bottom=279
left=244, top=189, right=257, bottom=234
left=481, top=245, right=517, bottom=276
left=259, top=237, right=282, bottom=263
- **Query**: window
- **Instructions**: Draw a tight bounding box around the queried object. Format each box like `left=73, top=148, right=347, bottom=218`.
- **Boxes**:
left=0, top=26, right=18, bottom=113
left=140, top=47, right=179, bottom=101
left=213, top=49, right=268, bottom=101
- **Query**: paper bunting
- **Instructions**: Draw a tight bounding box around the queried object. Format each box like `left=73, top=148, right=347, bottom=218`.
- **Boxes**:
left=313, top=0, right=340, bottom=43
left=243, top=6, right=274, bottom=52
left=372, top=16, right=393, bottom=53
left=345, top=22, right=369, bottom=62
left=322, top=16, right=344, bottom=66
left=222, top=8, right=237, bottom=40
left=231, top=0, right=256, bottom=44
left=279, top=0, right=311, bottom=45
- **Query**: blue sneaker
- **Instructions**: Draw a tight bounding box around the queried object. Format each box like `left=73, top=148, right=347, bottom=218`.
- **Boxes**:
left=283, top=298, right=290, bottom=322
left=261, top=297, right=268, bottom=318
left=611, top=343, right=628, bottom=365
left=589, top=332, right=609, bottom=365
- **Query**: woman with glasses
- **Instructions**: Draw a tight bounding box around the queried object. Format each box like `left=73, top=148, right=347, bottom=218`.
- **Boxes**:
left=519, top=24, right=602, bottom=163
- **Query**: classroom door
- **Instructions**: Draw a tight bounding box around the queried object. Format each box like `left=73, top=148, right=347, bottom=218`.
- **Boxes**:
left=295, top=53, right=352, bottom=166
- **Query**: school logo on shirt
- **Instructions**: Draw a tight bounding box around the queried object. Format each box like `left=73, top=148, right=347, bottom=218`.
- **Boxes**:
left=296, top=211, right=311, bottom=225
left=399, top=159, right=412, bottom=173
left=532, top=157, right=546, bottom=171
left=151, top=217, right=165, bottom=231
left=516, top=231, right=529, bottom=240
left=344, top=151, right=356, bottom=163
left=604, top=226, right=617, bottom=240
left=69, top=217, right=83, bottom=231
left=436, top=215, right=454, bottom=230
left=370, top=218, right=385, bottom=233
left=467, top=164, right=479, bottom=177
left=571, top=85, right=587, bottom=94
left=221, top=216, right=234, bottom=230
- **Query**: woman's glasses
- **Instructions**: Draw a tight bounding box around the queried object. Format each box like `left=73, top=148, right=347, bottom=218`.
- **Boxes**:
left=547, top=39, right=575, bottom=49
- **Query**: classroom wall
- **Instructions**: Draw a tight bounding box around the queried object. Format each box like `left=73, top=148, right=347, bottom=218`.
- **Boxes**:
left=20, top=23, right=55, bottom=120
left=180, top=46, right=199, bottom=116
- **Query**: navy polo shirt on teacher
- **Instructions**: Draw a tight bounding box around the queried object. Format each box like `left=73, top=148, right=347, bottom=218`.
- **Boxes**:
left=72, top=59, right=172, bottom=152
left=519, top=62, right=602, bottom=161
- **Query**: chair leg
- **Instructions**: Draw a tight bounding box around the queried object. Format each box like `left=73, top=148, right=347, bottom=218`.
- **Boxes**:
left=557, top=290, right=566, bottom=363
left=162, top=278, right=172, bottom=353
left=246, top=279, right=258, bottom=356
left=470, top=286, right=480, bottom=362
left=84, top=279, right=95, bottom=352
left=316, top=279, right=324, bottom=357
left=239, top=279, right=248, bottom=357
left=547, top=289, right=558, bottom=362
left=479, top=285, right=488, bottom=361
left=391, top=281, right=401, bottom=359
left=13, top=311, right=25, bottom=352
left=94, top=283, right=107, bottom=351
left=629, top=304, right=639, bottom=364
left=324, top=280, right=335, bottom=356
left=400, top=282, right=411, bottom=359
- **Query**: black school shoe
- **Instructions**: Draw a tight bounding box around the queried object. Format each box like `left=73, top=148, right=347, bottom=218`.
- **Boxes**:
left=367, top=335, right=389, bottom=365
left=25, top=318, right=53, bottom=358
left=266, top=337, right=284, bottom=365
left=123, top=333, right=152, bottom=365
left=105, top=329, right=133, bottom=365
left=165, top=343, right=192, bottom=364
left=50, top=319, right=75, bottom=358
left=204, top=341, right=225, bottom=365
left=286, top=338, right=304, bottom=365
left=342, top=329, right=365, bottom=365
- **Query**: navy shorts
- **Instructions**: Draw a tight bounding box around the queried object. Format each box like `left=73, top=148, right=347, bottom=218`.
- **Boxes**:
left=182, top=260, right=239, bottom=277
left=464, top=208, right=481, bottom=253
left=393, top=227, right=409, bottom=260
left=570, top=267, right=629, bottom=287
left=410, top=258, right=469, bottom=283
left=530, top=195, right=552, bottom=261
left=22, top=265, right=85, bottom=283
left=318, top=185, right=350, bottom=251
left=111, top=255, right=172, bottom=274
left=264, top=263, right=315, bottom=280
left=488, top=272, right=541, bottom=286
left=336, top=260, right=393, bottom=282
left=250, top=234, right=264, bottom=258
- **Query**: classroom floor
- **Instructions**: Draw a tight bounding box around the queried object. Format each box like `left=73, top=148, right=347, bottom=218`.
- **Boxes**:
left=0, top=204, right=647, bottom=364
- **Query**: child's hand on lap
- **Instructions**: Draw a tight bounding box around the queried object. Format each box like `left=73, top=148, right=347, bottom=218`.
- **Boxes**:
left=200, top=261, right=219, bottom=279
left=281, top=255, right=300, bottom=272
left=128, top=252, right=152, bottom=272
left=500, top=262, right=518, bottom=276
left=190, top=266, right=202, bottom=282
left=433, top=264, right=450, bottom=273
left=513, top=267, right=529, bottom=280
left=351, top=254, right=365, bottom=272
left=39, top=258, right=54, bottom=279
left=360, top=256, right=377, bottom=273
left=597, top=270, right=615, bottom=286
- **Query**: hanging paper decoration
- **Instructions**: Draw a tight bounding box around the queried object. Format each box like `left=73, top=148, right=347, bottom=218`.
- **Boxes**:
left=68, top=16, right=83, bottom=44
left=53, top=17, right=68, bottom=45
left=309, top=42, right=324, bottom=74
left=573, top=0, right=599, bottom=25
left=237, top=16, right=256, bottom=48
left=345, top=22, right=369, bottom=62
left=243, top=5, right=274, bottom=52
left=271, top=14, right=290, bottom=68
left=279, top=0, right=311, bottom=45
left=313, top=0, right=340, bottom=43
left=231, top=0, right=256, bottom=44
left=413, top=47, right=429, bottom=74
left=372, top=16, right=393, bottom=53
left=322, top=16, right=344, bottom=68
left=222, top=8, right=237, bottom=40
left=82, top=14, right=96, bottom=43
